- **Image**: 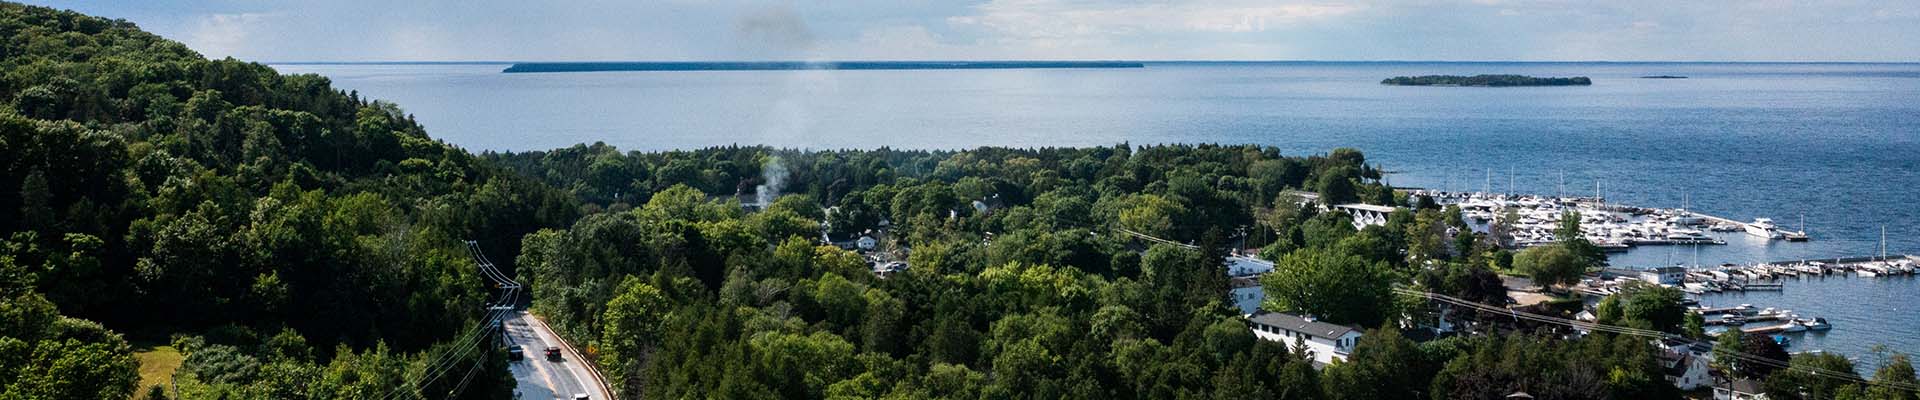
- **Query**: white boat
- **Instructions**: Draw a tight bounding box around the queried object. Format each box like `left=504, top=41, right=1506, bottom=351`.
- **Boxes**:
left=1797, top=317, right=1832, bottom=331
left=1859, top=269, right=1879, bottom=278
left=1795, top=263, right=1824, bottom=275
left=1746, top=218, right=1783, bottom=239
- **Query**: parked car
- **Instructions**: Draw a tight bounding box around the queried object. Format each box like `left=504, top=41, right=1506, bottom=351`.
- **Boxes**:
left=507, top=345, right=523, bottom=360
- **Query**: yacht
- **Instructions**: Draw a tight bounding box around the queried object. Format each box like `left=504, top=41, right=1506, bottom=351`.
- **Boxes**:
left=1797, top=317, right=1832, bottom=331
left=1745, top=218, right=1783, bottom=239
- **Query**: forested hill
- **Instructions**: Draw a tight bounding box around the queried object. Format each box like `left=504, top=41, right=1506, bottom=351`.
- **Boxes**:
left=1, top=2, right=573, bottom=398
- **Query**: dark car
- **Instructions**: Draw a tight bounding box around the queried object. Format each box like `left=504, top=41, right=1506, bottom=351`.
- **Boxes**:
left=545, top=346, right=562, bottom=361
left=507, top=345, right=523, bottom=360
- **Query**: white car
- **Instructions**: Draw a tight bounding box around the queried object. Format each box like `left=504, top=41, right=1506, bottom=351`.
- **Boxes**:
left=573, top=394, right=590, bottom=400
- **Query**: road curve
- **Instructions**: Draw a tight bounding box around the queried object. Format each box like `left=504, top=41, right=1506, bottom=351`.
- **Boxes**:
left=505, top=311, right=613, bottom=400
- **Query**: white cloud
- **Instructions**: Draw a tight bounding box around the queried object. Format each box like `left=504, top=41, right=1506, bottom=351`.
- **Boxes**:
left=186, top=13, right=276, bottom=59
left=38, top=0, right=1920, bottom=62
left=950, top=0, right=1363, bottom=38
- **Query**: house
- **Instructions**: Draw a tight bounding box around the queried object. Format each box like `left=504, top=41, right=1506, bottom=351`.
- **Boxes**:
left=1655, top=339, right=1713, bottom=390
left=1246, top=311, right=1363, bottom=365
left=1227, top=255, right=1275, bottom=277
left=1230, top=276, right=1264, bottom=315
left=1660, top=350, right=1712, bottom=390
left=1332, top=204, right=1398, bottom=229
left=1640, top=266, right=1686, bottom=286
left=1714, top=378, right=1768, bottom=400
left=857, top=236, right=878, bottom=251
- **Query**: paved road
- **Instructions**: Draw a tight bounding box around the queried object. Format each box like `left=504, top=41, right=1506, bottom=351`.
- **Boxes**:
left=504, top=311, right=612, bottom=400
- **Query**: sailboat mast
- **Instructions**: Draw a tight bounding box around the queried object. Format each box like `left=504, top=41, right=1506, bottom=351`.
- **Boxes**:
left=1558, top=171, right=1564, bottom=198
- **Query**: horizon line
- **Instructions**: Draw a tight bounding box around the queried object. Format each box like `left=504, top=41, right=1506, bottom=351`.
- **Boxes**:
left=264, top=59, right=1920, bottom=65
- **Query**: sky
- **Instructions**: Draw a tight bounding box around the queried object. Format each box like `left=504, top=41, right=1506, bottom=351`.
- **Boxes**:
left=22, top=0, right=1920, bottom=62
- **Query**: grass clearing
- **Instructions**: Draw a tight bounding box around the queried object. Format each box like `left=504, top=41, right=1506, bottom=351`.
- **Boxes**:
left=132, top=343, right=182, bottom=399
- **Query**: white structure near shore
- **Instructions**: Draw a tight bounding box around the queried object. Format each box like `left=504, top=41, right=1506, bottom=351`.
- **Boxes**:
left=1332, top=204, right=1397, bottom=229
left=1246, top=311, right=1363, bottom=365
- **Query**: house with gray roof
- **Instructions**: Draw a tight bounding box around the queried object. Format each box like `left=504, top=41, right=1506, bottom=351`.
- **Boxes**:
left=1245, top=311, right=1364, bottom=365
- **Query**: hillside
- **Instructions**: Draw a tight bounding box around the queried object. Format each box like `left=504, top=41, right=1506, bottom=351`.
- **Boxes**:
left=1, top=2, right=574, bottom=398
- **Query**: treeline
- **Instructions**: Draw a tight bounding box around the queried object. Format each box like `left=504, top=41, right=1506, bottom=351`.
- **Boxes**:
left=487, top=144, right=1396, bottom=243
left=1381, top=75, right=1593, bottom=87
left=1, top=2, right=572, bottom=399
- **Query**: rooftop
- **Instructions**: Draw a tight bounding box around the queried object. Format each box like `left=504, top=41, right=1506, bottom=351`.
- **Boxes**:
left=1333, top=203, right=1398, bottom=213
left=1247, top=311, right=1359, bottom=339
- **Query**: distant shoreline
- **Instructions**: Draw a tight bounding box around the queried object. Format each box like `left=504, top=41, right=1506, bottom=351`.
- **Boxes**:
left=500, top=61, right=1146, bottom=73
left=1382, top=74, right=1592, bottom=87
left=263, top=60, right=1920, bottom=66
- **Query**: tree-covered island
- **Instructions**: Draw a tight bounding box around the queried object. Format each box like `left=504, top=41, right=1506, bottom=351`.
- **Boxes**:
left=1381, top=74, right=1593, bottom=87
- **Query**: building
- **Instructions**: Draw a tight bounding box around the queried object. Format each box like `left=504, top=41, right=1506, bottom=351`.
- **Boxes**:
left=1246, top=311, right=1363, bottom=365
left=1654, top=339, right=1713, bottom=390
left=1640, top=266, right=1686, bottom=286
left=1660, top=350, right=1712, bottom=390
left=856, top=236, right=878, bottom=251
left=1227, top=255, right=1274, bottom=277
left=1332, top=204, right=1398, bottom=230
left=872, top=261, right=908, bottom=279
left=1714, top=378, right=1768, bottom=400
left=1230, top=276, right=1264, bottom=315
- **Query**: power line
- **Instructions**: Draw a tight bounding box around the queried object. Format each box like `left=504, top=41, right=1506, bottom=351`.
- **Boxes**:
left=375, top=241, right=524, bottom=400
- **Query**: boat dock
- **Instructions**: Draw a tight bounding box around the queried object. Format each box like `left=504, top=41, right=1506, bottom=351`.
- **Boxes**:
left=1695, top=255, right=1917, bottom=282
left=1411, top=190, right=1812, bottom=253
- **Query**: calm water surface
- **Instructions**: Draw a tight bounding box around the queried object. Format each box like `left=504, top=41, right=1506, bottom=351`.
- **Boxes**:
left=276, top=61, right=1920, bottom=361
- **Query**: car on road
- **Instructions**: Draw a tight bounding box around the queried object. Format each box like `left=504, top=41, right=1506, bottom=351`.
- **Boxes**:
left=545, top=346, right=562, bottom=361
left=573, top=394, right=590, bottom=400
left=507, top=345, right=523, bottom=360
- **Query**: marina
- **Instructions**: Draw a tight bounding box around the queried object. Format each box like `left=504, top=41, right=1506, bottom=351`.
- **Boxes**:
left=1607, top=255, right=1916, bottom=348
left=1413, top=190, right=1810, bottom=251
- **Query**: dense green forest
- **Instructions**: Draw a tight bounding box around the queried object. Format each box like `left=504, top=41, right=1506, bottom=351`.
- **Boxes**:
left=488, top=143, right=1701, bottom=399
left=0, top=3, right=572, bottom=398
left=5, top=2, right=1918, bottom=400
left=1380, top=75, right=1593, bottom=87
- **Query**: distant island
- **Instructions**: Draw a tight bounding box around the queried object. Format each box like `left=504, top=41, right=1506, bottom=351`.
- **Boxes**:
left=1640, top=75, right=1688, bottom=79
left=1380, top=74, right=1592, bottom=87
left=503, top=61, right=1145, bottom=73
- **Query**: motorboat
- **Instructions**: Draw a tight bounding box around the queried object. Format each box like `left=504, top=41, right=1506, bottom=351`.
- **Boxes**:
left=1797, top=317, right=1832, bottom=331
left=1746, top=218, right=1783, bottom=239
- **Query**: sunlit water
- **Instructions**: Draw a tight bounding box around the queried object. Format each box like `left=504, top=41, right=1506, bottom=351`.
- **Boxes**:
left=277, top=61, right=1920, bottom=361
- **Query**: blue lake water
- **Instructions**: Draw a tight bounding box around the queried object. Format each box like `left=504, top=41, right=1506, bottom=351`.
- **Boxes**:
left=275, top=61, right=1920, bottom=361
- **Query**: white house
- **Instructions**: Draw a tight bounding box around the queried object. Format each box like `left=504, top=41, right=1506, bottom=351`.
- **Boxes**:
left=1661, top=351, right=1712, bottom=390
left=856, top=236, right=878, bottom=251
left=1230, top=276, right=1264, bottom=315
left=1332, top=204, right=1398, bottom=230
left=1640, top=266, right=1686, bottom=286
left=1227, top=255, right=1275, bottom=277
left=1246, top=311, right=1363, bottom=365
left=1714, top=378, right=1768, bottom=400
left=1654, top=339, right=1713, bottom=390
